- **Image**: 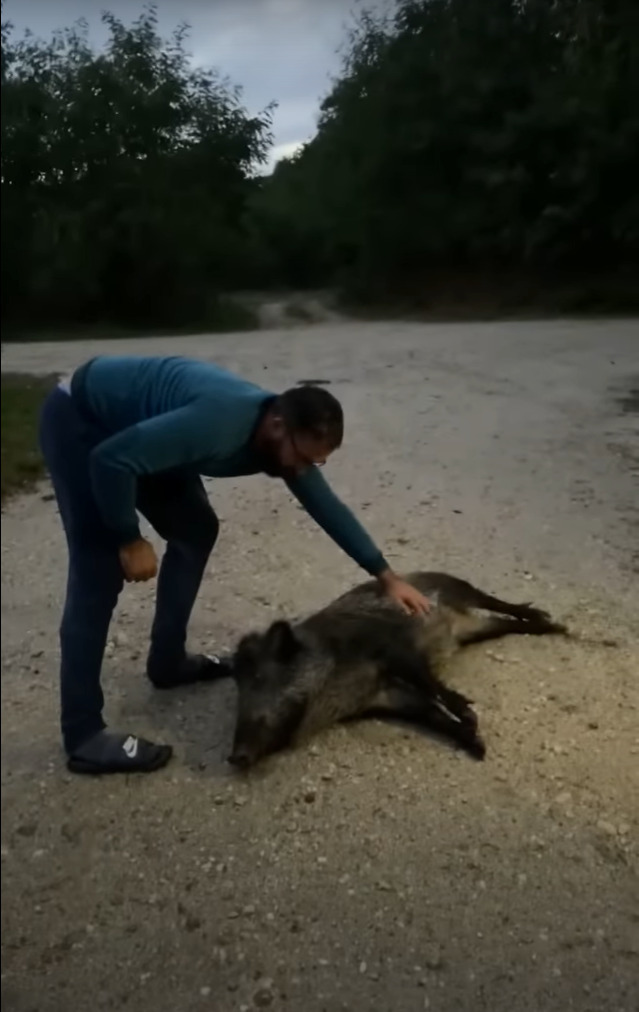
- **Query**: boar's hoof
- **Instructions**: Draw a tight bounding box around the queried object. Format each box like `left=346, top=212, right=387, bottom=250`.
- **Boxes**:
left=466, top=734, right=486, bottom=761
left=459, top=705, right=479, bottom=733
left=227, top=750, right=252, bottom=770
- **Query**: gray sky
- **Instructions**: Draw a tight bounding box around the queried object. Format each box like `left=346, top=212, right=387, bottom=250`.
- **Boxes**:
left=3, top=0, right=386, bottom=170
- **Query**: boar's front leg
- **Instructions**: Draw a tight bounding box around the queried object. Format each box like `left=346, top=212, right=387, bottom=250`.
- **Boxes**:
left=365, top=683, right=486, bottom=760
left=384, top=651, right=479, bottom=733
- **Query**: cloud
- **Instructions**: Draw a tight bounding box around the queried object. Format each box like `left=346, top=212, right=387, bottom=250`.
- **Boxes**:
left=2, top=0, right=383, bottom=152
left=266, top=139, right=305, bottom=171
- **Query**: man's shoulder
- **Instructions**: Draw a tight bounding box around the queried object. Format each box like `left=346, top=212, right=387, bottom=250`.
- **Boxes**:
left=172, top=358, right=273, bottom=400
left=88, top=354, right=270, bottom=393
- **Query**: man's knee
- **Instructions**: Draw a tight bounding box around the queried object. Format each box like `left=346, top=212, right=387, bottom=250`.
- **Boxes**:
left=139, top=476, right=220, bottom=553
left=197, top=510, right=219, bottom=552
left=176, top=508, right=219, bottom=555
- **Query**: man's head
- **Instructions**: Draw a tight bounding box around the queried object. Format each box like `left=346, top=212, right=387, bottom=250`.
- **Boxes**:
left=255, top=384, right=344, bottom=479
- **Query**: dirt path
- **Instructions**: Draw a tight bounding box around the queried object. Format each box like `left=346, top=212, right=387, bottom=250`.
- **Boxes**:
left=2, top=319, right=638, bottom=1012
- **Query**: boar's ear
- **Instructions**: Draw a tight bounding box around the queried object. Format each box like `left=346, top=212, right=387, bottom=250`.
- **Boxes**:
left=233, top=632, right=263, bottom=671
left=264, top=621, right=302, bottom=663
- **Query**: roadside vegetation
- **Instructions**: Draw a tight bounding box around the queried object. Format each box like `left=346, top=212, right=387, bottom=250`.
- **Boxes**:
left=2, top=1, right=636, bottom=337
left=1, top=374, right=58, bottom=502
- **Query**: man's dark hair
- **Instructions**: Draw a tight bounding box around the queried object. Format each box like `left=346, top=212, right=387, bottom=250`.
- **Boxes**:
left=277, top=384, right=344, bottom=448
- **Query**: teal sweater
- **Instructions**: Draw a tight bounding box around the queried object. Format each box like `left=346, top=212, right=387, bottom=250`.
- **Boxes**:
left=70, top=355, right=388, bottom=576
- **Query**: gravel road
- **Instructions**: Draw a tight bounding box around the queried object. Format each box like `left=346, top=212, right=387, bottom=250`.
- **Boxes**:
left=2, top=319, right=638, bottom=1012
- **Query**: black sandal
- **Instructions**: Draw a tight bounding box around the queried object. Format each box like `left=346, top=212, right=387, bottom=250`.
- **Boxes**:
left=148, top=652, right=233, bottom=689
left=67, top=731, right=173, bottom=775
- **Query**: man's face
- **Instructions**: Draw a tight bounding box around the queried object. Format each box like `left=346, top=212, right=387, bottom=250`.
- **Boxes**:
left=257, top=413, right=336, bottom=480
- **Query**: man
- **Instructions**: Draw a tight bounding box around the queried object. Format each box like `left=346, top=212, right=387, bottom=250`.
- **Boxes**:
left=39, top=355, right=431, bottom=776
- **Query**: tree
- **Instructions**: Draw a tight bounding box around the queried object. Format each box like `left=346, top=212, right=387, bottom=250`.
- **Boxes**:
left=1, top=4, right=274, bottom=327
left=4, top=1, right=637, bottom=319
left=256, top=0, right=639, bottom=301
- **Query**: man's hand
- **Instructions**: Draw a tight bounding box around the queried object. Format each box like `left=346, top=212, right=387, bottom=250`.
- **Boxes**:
left=119, top=538, right=158, bottom=583
left=377, top=568, right=432, bottom=616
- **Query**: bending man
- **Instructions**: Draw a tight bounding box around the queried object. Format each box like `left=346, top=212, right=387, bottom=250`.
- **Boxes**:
left=39, top=355, right=431, bottom=775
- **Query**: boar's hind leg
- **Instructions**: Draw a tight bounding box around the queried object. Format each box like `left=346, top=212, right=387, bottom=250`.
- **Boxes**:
left=452, top=610, right=567, bottom=647
left=366, top=685, right=485, bottom=761
left=429, top=574, right=558, bottom=626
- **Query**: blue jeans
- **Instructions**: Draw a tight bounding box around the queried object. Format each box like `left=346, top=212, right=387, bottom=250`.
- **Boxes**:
left=39, top=386, right=219, bottom=753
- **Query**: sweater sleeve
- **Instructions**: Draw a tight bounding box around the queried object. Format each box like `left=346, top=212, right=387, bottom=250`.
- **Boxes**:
left=285, top=466, right=388, bottom=576
left=88, top=404, right=219, bottom=544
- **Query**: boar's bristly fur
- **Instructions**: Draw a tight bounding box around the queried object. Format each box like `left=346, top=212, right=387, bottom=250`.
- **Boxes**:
left=228, top=571, right=567, bottom=769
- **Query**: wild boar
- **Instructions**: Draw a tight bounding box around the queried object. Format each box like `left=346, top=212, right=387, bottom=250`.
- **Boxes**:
left=228, top=571, right=567, bottom=769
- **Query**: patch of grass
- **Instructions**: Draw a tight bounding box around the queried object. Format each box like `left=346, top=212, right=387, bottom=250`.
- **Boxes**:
left=1, top=373, right=58, bottom=503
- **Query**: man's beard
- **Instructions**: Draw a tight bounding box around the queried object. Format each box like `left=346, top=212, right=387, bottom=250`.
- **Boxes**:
left=257, top=447, right=296, bottom=481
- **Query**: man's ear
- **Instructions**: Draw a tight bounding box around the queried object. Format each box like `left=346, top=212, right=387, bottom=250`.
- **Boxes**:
left=269, top=412, right=287, bottom=438
left=264, top=621, right=302, bottom=663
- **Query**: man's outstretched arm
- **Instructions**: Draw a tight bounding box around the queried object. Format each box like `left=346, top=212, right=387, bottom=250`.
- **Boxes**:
left=286, top=467, right=431, bottom=615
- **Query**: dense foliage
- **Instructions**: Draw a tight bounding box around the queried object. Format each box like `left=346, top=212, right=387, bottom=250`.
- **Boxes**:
left=1, top=5, right=273, bottom=328
left=255, top=0, right=639, bottom=302
left=2, top=1, right=638, bottom=328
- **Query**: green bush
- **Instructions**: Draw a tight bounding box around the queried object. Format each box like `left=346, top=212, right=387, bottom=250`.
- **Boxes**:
left=1, top=374, right=57, bottom=502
